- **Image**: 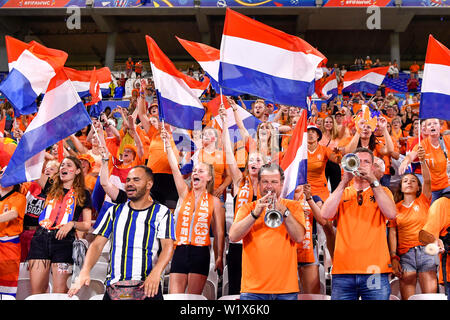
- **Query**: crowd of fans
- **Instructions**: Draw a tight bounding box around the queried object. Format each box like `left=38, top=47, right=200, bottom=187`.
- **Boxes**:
left=0, top=55, right=449, bottom=301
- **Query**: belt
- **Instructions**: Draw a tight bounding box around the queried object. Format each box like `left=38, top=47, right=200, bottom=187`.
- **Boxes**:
left=24, top=226, right=38, bottom=231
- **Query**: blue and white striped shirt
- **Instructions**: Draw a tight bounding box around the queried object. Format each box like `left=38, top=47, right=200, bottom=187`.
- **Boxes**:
left=93, top=200, right=175, bottom=286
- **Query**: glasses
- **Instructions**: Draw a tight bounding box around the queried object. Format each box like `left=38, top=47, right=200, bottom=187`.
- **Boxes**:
left=357, top=190, right=363, bottom=206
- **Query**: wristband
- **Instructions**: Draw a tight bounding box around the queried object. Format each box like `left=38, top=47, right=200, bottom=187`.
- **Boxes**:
left=391, top=255, right=400, bottom=262
left=250, top=211, right=258, bottom=220
left=306, top=197, right=312, bottom=201
left=72, top=221, right=76, bottom=230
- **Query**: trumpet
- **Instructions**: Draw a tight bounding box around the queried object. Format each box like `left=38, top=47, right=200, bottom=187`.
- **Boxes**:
left=341, top=153, right=360, bottom=176
left=264, top=192, right=283, bottom=228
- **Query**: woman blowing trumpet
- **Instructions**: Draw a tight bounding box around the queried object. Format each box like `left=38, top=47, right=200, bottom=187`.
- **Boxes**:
left=160, top=127, right=225, bottom=295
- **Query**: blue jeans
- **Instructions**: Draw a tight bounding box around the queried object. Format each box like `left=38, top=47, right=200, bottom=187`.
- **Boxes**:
left=446, top=283, right=450, bottom=300
left=240, top=292, right=298, bottom=300
left=331, top=274, right=391, bottom=300
left=431, top=187, right=449, bottom=204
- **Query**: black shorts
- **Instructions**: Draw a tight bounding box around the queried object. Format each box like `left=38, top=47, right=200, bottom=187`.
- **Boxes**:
left=27, top=226, right=75, bottom=264
left=170, top=245, right=210, bottom=276
left=151, top=173, right=179, bottom=209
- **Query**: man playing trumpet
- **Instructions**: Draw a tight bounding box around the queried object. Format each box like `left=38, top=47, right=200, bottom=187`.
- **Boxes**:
left=321, top=147, right=397, bottom=300
left=229, top=163, right=306, bottom=300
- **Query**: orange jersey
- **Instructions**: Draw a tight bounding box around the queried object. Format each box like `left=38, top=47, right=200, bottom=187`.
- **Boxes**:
left=389, top=194, right=431, bottom=255
left=236, top=199, right=305, bottom=294
left=413, top=136, right=450, bottom=191
left=307, top=144, right=332, bottom=201
left=175, top=190, right=214, bottom=247
left=332, top=186, right=394, bottom=275
left=421, top=197, right=450, bottom=283
left=0, top=192, right=26, bottom=237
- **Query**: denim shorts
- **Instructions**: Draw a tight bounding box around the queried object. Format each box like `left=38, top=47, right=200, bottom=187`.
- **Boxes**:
left=400, top=246, right=439, bottom=273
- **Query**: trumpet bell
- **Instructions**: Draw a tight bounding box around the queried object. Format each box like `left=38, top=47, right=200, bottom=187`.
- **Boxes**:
left=341, top=153, right=360, bottom=173
left=264, top=209, right=283, bottom=228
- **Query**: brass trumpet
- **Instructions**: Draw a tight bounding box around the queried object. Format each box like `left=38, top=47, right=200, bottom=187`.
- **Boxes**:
left=264, top=192, right=283, bottom=228
left=341, top=153, right=360, bottom=176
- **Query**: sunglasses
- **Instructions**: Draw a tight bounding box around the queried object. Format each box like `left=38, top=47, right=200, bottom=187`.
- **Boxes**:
left=357, top=190, right=363, bottom=206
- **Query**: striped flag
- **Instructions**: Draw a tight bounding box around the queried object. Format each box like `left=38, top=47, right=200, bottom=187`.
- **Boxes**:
left=419, top=35, right=450, bottom=121
left=145, top=35, right=209, bottom=130
left=342, top=66, right=389, bottom=94
left=219, top=8, right=327, bottom=107
left=0, top=69, right=91, bottom=187
left=64, top=66, right=111, bottom=99
left=280, top=108, right=308, bottom=199
left=0, top=36, right=68, bottom=116
left=176, top=36, right=242, bottom=96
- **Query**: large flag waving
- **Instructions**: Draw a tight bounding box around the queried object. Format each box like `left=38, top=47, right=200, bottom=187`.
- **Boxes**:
left=342, top=66, right=389, bottom=94
left=419, top=35, right=450, bottom=121
left=146, top=35, right=208, bottom=130
left=0, top=69, right=92, bottom=187
left=64, top=66, right=112, bottom=99
left=280, top=108, right=308, bottom=199
left=219, top=8, right=327, bottom=107
left=315, top=73, right=338, bottom=100
left=0, top=36, right=68, bottom=116
left=176, top=36, right=242, bottom=97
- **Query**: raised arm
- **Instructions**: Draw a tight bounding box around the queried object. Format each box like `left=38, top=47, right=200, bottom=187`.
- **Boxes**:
left=228, top=97, right=250, bottom=144
left=417, top=145, right=432, bottom=200
left=161, top=127, right=189, bottom=199
left=320, top=172, right=353, bottom=220
left=127, top=115, right=144, bottom=160
left=219, top=105, right=243, bottom=193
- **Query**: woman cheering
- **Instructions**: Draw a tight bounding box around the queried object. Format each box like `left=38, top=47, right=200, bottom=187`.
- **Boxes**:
left=27, top=156, right=92, bottom=294
left=161, top=128, right=224, bottom=295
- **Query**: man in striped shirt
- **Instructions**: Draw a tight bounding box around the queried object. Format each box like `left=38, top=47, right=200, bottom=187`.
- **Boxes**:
left=69, top=163, right=175, bottom=300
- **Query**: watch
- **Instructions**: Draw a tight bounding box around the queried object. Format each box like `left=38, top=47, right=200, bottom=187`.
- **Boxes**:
left=370, top=180, right=381, bottom=188
left=283, top=209, right=291, bottom=218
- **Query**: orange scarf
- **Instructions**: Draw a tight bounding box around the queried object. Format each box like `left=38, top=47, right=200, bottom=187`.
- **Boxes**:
left=175, top=190, right=214, bottom=247
left=234, top=175, right=259, bottom=218
left=297, top=196, right=315, bottom=263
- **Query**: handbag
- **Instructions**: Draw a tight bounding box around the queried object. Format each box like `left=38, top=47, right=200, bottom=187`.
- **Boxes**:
left=106, top=280, right=146, bottom=300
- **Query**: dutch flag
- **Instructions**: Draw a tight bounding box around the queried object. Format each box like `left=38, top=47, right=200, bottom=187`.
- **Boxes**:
left=0, top=69, right=92, bottom=187
left=176, top=36, right=242, bottom=97
left=280, top=108, right=308, bottom=200
left=342, top=66, right=389, bottom=94
left=0, top=36, right=68, bottom=116
left=419, top=35, right=450, bottom=121
left=219, top=9, right=327, bottom=108
left=145, top=35, right=209, bottom=130
left=64, top=66, right=112, bottom=99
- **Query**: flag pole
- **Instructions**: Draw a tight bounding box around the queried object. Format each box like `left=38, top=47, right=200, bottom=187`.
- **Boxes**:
left=418, top=119, right=421, bottom=145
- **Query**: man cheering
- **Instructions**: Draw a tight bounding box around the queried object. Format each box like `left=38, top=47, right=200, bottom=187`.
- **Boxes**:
left=229, top=163, right=305, bottom=300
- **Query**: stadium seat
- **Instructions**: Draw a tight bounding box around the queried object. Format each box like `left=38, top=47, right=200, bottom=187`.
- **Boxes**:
left=298, top=293, right=331, bottom=300
left=19, top=262, right=30, bottom=279
left=163, top=293, right=207, bottom=300
left=74, top=279, right=106, bottom=300
left=389, top=278, right=400, bottom=299
left=0, top=294, right=16, bottom=300
left=218, top=294, right=240, bottom=300
left=16, top=278, right=32, bottom=300
left=90, top=262, right=109, bottom=281
left=222, top=265, right=229, bottom=297
left=202, top=266, right=218, bottom=300
left=89, top=294, right=105, bottom=300
left=25, top=293, right=79, bottom=300
left=408, top=293, right=447, bottom=300
left=389, top=294, right=400, bottom=300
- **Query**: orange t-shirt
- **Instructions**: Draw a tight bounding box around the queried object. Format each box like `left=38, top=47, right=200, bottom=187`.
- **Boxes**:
left=0, top=192, right=26, bottom=237
left=332, top=185, right=394, bottom=275
left=389, top=194, right=431, bottom=255
left=235, top=199, right=305, bottom=294
left=421, top=197, right=450, bottom=283
left=307, top=144, right=332, bottom=201
left=85, top=174, right=97, bottom=193
left=410, top=64, right=420, bottom=74
left=413, top=136, right=450, bottom=191
left=146, top=128, right=178, bottom=174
